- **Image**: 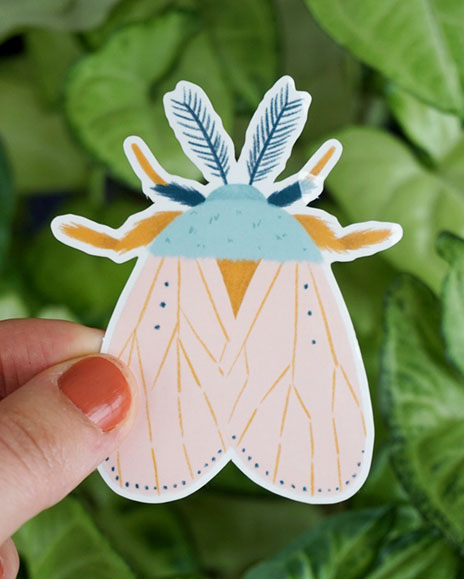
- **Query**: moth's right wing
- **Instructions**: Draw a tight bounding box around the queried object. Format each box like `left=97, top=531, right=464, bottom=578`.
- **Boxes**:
left=223, top=261, right=373, bottom=504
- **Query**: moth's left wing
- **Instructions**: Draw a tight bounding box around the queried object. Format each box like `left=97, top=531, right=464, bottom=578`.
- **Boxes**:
left=99, top=255, right=235, bottom=503
left=223, top=261, right=373, bottom=504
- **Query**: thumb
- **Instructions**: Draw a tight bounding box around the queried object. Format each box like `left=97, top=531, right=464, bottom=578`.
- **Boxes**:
left=0, top=355, right=137, bottom=543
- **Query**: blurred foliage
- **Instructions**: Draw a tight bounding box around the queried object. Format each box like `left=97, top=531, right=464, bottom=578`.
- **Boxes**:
left=1, top=0, right=464, bottom=577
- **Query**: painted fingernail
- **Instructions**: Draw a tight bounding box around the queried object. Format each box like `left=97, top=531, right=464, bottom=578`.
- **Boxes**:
left=58, top=357, right=132, bottom=432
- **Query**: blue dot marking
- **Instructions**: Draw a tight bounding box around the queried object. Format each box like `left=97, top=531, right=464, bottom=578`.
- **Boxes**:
left=160, top=302, right=166, bottom=308
left=254, top=463, right=259, bottom=468
left=197, top=470, right=201, bottom=475
left=212, top=457, right=216, bottom=461
left=111, top=466, right=115, bottom=472
left=125, top=482, right=129, bottom=487
left=248, top=456, right=252, bottom=461
left=357, top=462, right=361, bottom=467
left=182, top=481, right=186, bottom=486
left=232, top=435, right=236, bottom=440
left=145, top=485, right=149, bottom=490
left=291, top=484, right=295, bottom=489
left=115, top=476, right=119, bottom=481
left=304, top=283, right=309, bottom=289
left=154, top=325, right=160, bottom=330
left=307, top=310, right=312, bottom=316
left=280, top=480, right=284, bottom=485
left=241, top=448, right=246, bottom=453
left=303, top=486, right=307, bottom=492
left=265, top=471, right=269, bottom=476
left=105, top=457, right=109, bottom=461
left=135, top=484, right=139, bottom=489
left=318, top=488, right=322, bottom=493
left=312, top=339, right=316, bottom=344
left=173, top=484, right=178, bottom=488
left=164, top=281, right=169, bottom=286
left=163, top=485, right=168, bottom=490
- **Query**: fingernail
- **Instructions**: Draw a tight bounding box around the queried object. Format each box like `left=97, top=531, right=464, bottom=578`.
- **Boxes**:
left=0, top=558, right=3, bottom=579
left=58, top=357, right=132, bottom=432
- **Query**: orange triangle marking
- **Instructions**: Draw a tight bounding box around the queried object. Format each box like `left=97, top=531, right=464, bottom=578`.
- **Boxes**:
left=217, top=259, right=260, bottom=317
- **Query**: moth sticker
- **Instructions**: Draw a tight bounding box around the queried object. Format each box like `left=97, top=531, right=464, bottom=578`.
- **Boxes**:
left=52, top=77, right=402, bottom=504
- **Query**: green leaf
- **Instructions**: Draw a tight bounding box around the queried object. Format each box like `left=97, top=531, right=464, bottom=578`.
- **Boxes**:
left=14, top=497, right=135, bottom=578
left=388, top=86, right=462, bottom=163
left=66, top=13, right=233, bottom=187
left=276, top=0, right=361, bottom=148
left=37, top=304, right=78, bottom=321
left=437, top=232, right=464, bottom=376
left=84, top=0, right=173, bottom=48
left=0, top=139, right=14, bottom=272
left=0, top=0, right=121, bottom=41
left=25, top=30, right=83, bottom=107
left=87, top=0, right=278, bottom=107
left=25, top=198, right=146, bottom=326
left=326, top=127, right=464, bottom=292
left=368, top=529, right=459, bottom=579
left=65, top=13, right=190, bottom=187
left=80, top=473, right=200, bottom=578
left=177, top=492, right=324, bottom=578
left=96, top=505, right=200, bottom=577
left=77, top=473, right=201, bottom=577
left=0, top=58, right=87, bottom=194
left=439, top=138, right=464, bottom=192
left=0, top=292, right=29, bottom=320
left=351, top=445, right=410, bottom=509
left=246, top=505, right=459, bottom=579
left=245, top=507, right=394, bottom=579
left=199, top=0, right=278, bottom=106
left=305, top=0, right=464, bottom=116
left=380, top=274, right=464, bottom=550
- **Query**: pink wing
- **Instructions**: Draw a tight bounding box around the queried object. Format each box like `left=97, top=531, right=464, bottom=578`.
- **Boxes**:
left=99, top=255, right=235, bottom=502
left=223, top=261, right=373, bottom=504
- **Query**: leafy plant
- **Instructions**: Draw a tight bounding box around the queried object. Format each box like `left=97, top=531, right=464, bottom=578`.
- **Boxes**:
left=1, top=0, right=464, bottom=576
left=381, top=233, right=464, bottom=552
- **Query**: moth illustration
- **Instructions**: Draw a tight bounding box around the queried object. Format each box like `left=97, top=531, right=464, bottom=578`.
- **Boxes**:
left=52, top=77, right=402, bottom=504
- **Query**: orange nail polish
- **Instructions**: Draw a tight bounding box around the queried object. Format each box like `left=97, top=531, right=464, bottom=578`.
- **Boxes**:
left=58, top=357, right=131, bottom=432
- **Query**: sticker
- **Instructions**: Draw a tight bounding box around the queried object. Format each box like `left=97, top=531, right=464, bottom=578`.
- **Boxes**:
left=52, top=76, right=402, bottom=504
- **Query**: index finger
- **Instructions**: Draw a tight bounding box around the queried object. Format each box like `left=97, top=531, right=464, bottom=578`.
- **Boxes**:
left=0, top=319, right=103, bottom=399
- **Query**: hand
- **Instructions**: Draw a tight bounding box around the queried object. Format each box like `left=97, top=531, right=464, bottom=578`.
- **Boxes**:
left=0, top=319, right=137, bottom=578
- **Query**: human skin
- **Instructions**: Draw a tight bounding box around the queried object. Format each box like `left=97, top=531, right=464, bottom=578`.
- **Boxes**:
left=0, top=319, right=138, bottom=579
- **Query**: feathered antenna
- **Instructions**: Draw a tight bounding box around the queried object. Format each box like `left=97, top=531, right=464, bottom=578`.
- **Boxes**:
left=164, top=82, right=235, bottom=185
left=237, top=77, right=311, bottom=186
left=125, top=137, right=205, bottom=208
left=268, top=139, right=342, bottom=207
left=153, top=182, right=205, bottom=207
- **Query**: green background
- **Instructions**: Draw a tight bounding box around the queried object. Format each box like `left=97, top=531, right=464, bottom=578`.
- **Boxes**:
left=2, top=0, right=464, bottom=576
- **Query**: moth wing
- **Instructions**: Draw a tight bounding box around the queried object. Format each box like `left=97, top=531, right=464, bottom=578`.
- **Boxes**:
left=99, top=255, right=234, bottom=502
left=224, top=261, right=373, bottom=504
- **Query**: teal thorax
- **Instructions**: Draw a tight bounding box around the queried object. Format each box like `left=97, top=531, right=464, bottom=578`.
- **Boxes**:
left=149, top=184, right=322, bottom=262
